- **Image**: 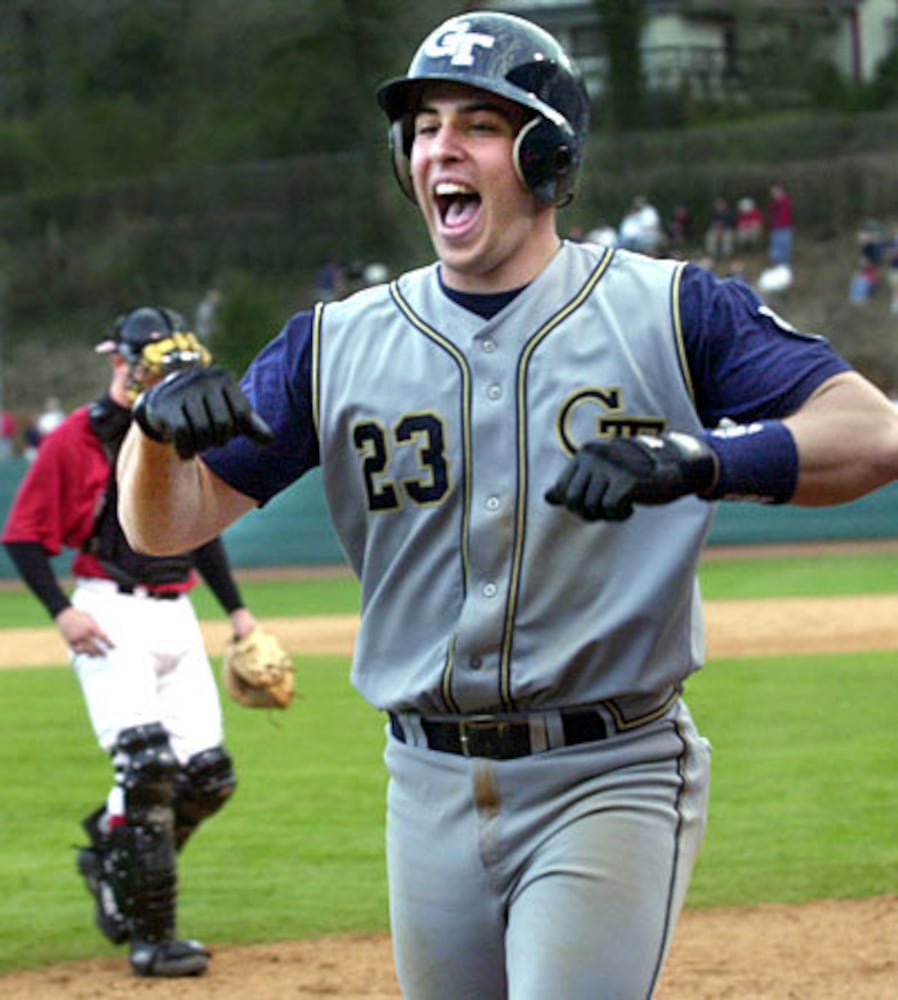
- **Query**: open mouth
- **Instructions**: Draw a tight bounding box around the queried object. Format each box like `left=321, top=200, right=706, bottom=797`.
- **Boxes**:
left=434, top=182, right=481, bottom=228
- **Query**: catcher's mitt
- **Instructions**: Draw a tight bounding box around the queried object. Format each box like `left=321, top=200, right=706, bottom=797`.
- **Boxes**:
left=222, top=626, right=295, bottom=709
left=139, top=331, right=212, bottom=381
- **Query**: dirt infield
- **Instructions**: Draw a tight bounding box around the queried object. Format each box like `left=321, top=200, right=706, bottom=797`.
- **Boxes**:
left=5, top=592, right=898, bottom=670
left=2, top=895, right=897, bottom=999
left=2, top=592, right=897, bottom=997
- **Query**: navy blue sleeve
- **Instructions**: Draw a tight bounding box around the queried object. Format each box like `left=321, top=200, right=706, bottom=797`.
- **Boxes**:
left=202, top=310, right=319, bottom=505
left=679, top=263, right=851, bottom=427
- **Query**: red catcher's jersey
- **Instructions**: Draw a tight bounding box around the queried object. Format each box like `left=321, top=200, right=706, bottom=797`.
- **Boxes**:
left=3, top=405, right=122, bottom=579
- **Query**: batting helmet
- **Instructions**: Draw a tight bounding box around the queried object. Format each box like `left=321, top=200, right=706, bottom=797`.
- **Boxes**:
left=376, top=12, right=590, bottom=207
left=95, top=306, right=188, bottom=365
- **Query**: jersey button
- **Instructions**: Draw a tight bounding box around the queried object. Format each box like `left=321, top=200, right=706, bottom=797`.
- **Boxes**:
left=486, top=496, right=501, bottom=511
left=469, top=655, right=483, bottom=670
left=482, top=339, right=496, bottom=353
left=487, top=384, right=502, bottom=400
left=482, top=582, right=497, bottom=598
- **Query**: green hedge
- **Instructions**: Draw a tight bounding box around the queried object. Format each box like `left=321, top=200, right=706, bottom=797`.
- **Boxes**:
left=3, top=110, right=898, bottom=323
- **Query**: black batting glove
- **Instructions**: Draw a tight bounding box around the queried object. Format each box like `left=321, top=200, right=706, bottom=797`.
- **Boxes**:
left=132, top=366, right=275, bottom=460
left=545, top=432, right=718, bottom=522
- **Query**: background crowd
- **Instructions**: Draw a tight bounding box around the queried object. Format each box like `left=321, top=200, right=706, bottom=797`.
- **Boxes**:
left=575, top=182, right=794, bottom=278
left=572, top=181, right=898, bottom=313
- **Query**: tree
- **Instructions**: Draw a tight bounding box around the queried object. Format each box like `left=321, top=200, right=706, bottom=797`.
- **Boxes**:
left=593, top=0, right=645, bottom=131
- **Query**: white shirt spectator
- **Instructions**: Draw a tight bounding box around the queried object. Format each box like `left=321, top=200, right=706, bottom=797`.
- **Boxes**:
left=586, top=221, right=618, bottom=248
left=35, top=397, right=65, bottom=439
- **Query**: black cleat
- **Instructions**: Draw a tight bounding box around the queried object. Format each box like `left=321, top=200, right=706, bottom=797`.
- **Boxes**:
left=76, top=847, right=129, bottom=945
left=130, top=938, right=210, bottom=978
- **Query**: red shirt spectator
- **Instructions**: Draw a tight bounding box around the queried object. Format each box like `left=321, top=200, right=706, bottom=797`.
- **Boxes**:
left=736, top=197, right=764, bottom=251
left=768, top=185, right=793, bottom=229
left=767, top=184, right=794, bottom=265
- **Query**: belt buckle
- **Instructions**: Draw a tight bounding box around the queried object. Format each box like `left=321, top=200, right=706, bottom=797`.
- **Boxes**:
left=458, top=716, right=523, bottom=759
left=458, top=716, right=489, bottom=758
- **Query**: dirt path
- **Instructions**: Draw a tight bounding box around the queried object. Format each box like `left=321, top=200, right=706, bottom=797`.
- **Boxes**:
left=2, top=591, right=897, bottom=997
left=2, top=897, right=896, bottom=999
left=5, top=592, right=898, bottom=668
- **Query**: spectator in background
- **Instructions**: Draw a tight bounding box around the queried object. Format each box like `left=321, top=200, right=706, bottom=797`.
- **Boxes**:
left=194, top=288, right=222, bottom=342
left=363, top=262, right=390, bottom=286
left=23, top=419, right=40, bottom=462
left=0, top=409, right=16, bottom=459
left=735, top=197, right=764, bottom=253
left=634, top=195, right=664, bottom=256
left=23, top=396, right=67, bottom=462
left=35, top=396, right=65, bottom=441
left=767, top=184, right=794, bottom=266
left=585, top=218, right=618, bottom=248
left=342, top=260, right=367, bottom=296
left=315, top=256, right=345, bottom=303
left=848, top=254, right=880, bottom=304
left=885, top=226, right=898, bottom=316
left=704, top=196, right=736, bottom=262
left=618, top=196, right=662, bottom=256
left=617, top=200, right=644, bottom=251
left=667, top=202, right=692, bottom=255
left=857, top=219, right=885, bottom=267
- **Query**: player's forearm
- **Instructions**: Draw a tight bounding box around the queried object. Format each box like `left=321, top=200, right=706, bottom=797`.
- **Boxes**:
left=117, top=424, right=246, bottom=556
left=193, top=536, right=245, bottom=613
left=784, top=371, right=898, bottom=505
left=3, top=541, right=70, bottom=618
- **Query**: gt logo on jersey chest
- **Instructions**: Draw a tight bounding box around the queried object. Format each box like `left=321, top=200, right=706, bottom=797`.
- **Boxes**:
left=557, top=388, right=665, bottom=457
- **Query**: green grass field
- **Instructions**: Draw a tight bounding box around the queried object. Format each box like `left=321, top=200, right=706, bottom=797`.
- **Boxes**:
left=0, top=548, right=896, bottom=974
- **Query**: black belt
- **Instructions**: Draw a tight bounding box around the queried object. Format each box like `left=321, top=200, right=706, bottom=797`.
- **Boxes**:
left=389, top=710, right=607, bottom=760
left=116, top=584, right=182, bottom=600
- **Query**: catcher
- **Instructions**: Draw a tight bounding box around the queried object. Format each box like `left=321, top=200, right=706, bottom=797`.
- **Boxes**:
left=2, top=306, right=292, bottom=978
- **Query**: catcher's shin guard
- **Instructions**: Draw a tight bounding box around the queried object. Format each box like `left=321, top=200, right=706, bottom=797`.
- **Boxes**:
left=110, top=723, right=210, bottom=977
left=173, top=745, right=237, bottom=851
left=125, top=803, right=209, bottom=977
left=77, top=806, right=130, bottom=945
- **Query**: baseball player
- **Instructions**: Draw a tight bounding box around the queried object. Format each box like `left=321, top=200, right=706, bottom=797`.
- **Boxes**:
left=2, top=307, right=258, bottom=979
left=116, top=12, right=898, bottom=1000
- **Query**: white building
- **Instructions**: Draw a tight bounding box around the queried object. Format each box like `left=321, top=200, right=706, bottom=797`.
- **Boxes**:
left=484, top=0, right=898, bottom=98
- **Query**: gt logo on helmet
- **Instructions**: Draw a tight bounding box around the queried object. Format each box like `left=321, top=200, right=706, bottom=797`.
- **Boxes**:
left=422, top=19, right=495, bottom=67
left=377, top=11, right=590, bottom=207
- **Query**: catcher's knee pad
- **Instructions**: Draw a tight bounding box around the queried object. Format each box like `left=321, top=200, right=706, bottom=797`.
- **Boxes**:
left=173, top=745, right=237, bottom=850
left=112, top=722, right=179, bottom=810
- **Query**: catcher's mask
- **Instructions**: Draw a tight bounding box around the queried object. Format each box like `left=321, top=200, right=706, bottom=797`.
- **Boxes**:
left=376, top=11, right=590, bottom=208
left=95, top=306, right=201, bottom=398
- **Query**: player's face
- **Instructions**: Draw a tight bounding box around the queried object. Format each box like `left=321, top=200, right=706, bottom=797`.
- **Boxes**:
left=410, top=83, right=559, bottom=292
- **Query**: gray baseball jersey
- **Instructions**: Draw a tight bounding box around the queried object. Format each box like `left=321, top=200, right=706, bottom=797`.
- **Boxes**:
left=205, top=239, right=846, bottom=717
left=314, top=242, right=710, bottom=714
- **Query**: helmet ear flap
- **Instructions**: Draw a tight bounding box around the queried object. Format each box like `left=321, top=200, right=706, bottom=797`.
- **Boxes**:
left=513, top=117, right=579, bottom=207
left=388, top=118, right=417, bottom=204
